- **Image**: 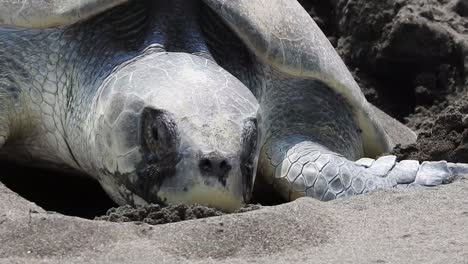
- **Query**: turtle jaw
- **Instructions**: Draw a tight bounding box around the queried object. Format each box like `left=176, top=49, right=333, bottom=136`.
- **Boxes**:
left=151, top=152, right=253, bottom=212
left=96, top=150, right=254, bottom=212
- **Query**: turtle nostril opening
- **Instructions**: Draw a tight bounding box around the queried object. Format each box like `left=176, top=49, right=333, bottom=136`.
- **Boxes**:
left=199, top=158, right=213, bottom=173
left=220, top=160, right=232, bottom=173
left=199, top=156, right=232, bottom=182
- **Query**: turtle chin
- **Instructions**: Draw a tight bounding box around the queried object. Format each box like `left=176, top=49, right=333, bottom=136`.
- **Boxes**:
left=96, top=170, right=150, bottom=208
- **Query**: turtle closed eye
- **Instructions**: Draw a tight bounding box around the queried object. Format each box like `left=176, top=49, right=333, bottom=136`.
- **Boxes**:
left=140, top=107, right=178, bottom=161
left=241, top=118, right=259, bottom=160
left=240, top=118, right=259, bottom=201
left=151, top=126, right=160, bottom=141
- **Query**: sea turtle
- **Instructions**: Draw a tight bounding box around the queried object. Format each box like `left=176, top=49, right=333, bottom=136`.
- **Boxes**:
left=1, top=0, right=467, bottom=211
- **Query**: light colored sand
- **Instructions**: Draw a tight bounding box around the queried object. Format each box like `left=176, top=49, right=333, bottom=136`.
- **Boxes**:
left=1, top=178, right=467, bottom=264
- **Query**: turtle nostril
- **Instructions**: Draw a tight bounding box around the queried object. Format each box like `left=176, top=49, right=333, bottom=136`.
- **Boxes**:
left=199, top=158, right=213, bottom=173
left=199, top=156, right=232, bottom=182
left=220, top=160, right=232, bottom=173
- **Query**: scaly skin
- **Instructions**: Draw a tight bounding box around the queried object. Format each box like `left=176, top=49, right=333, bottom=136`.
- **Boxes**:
left=0, top=11, right=141, bottom=168
left=261, top=139, right=468, bottom=201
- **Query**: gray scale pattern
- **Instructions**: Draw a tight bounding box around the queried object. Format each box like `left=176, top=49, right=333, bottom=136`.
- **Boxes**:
left=267, top=142, right=468, bottom=201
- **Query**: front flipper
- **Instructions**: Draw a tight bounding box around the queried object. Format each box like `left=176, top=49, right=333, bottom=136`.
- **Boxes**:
left=259, top=140, right=468, bottom=201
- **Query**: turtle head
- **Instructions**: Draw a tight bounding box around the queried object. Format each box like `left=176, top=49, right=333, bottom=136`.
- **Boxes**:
left=91, top=51, right=260, bottom=211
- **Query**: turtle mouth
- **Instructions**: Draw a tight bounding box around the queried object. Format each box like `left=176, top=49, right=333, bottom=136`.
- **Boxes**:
left=106, top=151, right=255, bottom=211
left=141, top=152, right=248, bottom=211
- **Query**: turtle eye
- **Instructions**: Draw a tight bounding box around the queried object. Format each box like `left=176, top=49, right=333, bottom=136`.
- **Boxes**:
left=241, top=118, right=258, bottom=161
left=151, top=126, right=160, bottom=142
left=240, top=118, right=260, bottom=199
left=140, top=107, right=178, bottom=161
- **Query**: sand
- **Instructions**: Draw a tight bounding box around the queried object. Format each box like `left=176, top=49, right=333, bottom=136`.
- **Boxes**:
left=1, top=178, right=467, bottom=263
